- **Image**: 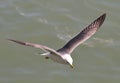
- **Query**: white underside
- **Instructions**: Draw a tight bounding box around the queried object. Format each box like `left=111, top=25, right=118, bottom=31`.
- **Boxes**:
left=41, top=52, right=68, bottom=65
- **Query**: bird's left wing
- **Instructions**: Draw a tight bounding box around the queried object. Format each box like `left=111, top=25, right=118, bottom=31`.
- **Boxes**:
left=57, top=13, right=106, bottom=54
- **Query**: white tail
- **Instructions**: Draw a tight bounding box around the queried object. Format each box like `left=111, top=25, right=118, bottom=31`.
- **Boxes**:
left=40, top=52, right=50, bottom=56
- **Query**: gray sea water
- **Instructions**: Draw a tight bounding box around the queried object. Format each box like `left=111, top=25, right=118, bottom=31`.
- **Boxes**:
left=1, top=0, right=120, bottom=83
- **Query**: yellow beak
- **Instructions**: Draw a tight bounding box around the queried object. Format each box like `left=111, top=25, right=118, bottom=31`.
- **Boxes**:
left=69, top=64, right=73, bottom=68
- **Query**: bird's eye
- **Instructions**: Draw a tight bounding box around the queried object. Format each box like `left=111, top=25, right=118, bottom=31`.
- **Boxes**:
left=66, top=61, right=69, bottom=64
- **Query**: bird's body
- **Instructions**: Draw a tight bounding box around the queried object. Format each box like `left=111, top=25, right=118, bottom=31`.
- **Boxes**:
left=49, top=53, right=71, bottom=65
left=41, top=50, right=73, bottom=67
left=8, top=13, right=106, bottom=68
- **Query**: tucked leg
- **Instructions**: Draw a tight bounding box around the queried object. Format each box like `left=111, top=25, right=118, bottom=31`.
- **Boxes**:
left=45, top=57, right=49, bottom=59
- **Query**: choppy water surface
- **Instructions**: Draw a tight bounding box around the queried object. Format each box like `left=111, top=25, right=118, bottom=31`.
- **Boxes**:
left=1, top=0, right=120, bottom=83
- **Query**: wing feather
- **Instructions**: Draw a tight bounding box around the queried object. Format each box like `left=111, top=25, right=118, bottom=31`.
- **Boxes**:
left=57, top=13, right=106, bottom=54
left=7, top=39, right=61, bottom=56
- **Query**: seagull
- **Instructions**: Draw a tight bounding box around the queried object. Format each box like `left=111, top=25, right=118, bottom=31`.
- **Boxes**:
left=8, top=13, right=106, bottom=68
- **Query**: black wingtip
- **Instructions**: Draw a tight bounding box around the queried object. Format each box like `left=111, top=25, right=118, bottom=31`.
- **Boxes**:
left=101, top=13, right=106, bottom=20
left=99, top=13, right=106, bottom=21
left=7, top=38, right=26, bottom=45
left=94, top=13, right=106, bottom=28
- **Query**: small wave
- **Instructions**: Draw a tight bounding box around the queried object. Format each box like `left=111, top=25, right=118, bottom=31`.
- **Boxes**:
left=83, top=37, right=114, bottom=47
left=38, top=18, right=48, bottom=24
left=93, top=37, right=114, bottom=44
left=57, top=34, right=72, bottom=41
left=15, top=7, right=26, bottom=16
left=55, top=26, right=73, bottom=41
left=84, top=0, right=107, bottom=12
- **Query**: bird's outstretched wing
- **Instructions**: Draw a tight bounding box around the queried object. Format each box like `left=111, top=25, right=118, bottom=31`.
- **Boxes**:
left=7, top=39, right=61, bottom=56
left=57, top=13, right=106, bottom=54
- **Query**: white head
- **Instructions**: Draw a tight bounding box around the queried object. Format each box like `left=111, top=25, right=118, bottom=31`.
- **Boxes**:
left=62, top=54, right=73, bottom=68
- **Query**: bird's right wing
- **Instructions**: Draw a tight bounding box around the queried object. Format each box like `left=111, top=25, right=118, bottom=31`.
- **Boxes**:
left=7, top=39, right=61, bottom=56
